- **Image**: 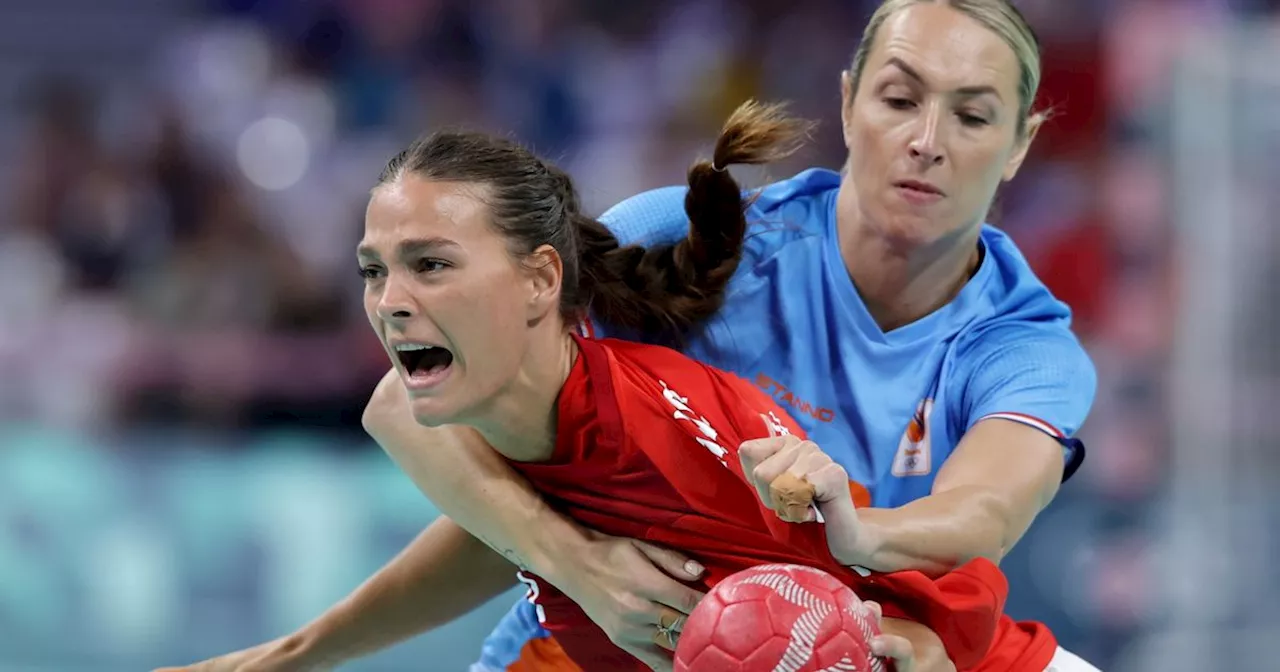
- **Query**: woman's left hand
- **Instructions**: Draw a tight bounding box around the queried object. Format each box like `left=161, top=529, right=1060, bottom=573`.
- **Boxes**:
left=863, top=601, right=957, bottom=672
left=738, top=435, right=866, bottom=565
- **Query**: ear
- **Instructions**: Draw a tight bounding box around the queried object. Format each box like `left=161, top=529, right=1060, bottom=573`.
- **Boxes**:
left=1002, top=114, right=1044, bottom=182
left=840, top=70, right=856, bottom=148
left=524, top=244, right=563, bottom=321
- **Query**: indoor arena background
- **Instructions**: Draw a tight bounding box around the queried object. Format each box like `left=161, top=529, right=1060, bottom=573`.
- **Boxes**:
left=1, top=1, right=1278, bottom=670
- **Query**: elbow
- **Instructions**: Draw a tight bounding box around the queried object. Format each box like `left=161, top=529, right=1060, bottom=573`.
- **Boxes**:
left=967, top=490, right=1019, bottom=565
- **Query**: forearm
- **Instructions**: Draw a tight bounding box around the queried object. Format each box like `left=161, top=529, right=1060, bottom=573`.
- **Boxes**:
left=290, top=517, right=518, bottom=666
left=362, top=369, right=590, bottom=587
left=853, top=486, right=1010, bottom=575
left=851, top=422, right=1064, bottom=576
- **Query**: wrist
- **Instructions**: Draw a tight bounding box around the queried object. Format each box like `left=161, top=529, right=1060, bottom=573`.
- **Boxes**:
left=522, top=514, right=593, bottom=588
left=285, top=607, right=362, bottom=669
left=835, top=511, right=885, bottom=569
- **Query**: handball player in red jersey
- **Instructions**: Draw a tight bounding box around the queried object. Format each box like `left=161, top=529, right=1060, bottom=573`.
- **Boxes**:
left=158, top=3, right=1102, bottom=670
left=346, top=102, right=1014, bottom=671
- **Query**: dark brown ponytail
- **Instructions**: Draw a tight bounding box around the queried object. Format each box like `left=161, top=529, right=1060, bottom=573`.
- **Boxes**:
left=576, top=100, right=814, bottom=342
left=376, top=100, right=811, bottom=344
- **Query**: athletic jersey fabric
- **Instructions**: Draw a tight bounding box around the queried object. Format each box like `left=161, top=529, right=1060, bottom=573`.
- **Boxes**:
left=503, top=335, right=1026, bottom=671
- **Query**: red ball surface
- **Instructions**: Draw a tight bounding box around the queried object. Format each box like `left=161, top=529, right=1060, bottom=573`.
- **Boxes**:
left=675, top=564, right=884, bottom=672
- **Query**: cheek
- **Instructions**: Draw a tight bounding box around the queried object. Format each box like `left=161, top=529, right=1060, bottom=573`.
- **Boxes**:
left=452, top=269, right=531, bottom=337
left=362, top=288, right=381, bottom=330
left=452, top=283, right=532, bottom=385
left=850, top=115, right=906, bottom=175
left=955, top=145, right=1011, bottom=207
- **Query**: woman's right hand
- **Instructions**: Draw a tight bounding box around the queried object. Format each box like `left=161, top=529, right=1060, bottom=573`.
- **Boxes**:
left=548, top=530, right=707, bottom=671
left=152, top=636, right=325, bottom=672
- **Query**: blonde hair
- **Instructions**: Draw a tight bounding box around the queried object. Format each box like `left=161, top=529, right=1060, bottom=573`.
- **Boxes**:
left=849, top=0, right=1046, bottom=137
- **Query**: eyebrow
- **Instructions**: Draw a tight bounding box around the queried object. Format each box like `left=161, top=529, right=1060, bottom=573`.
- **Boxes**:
left=884, top=57, right=1003, bottom=101
left=356, top=236, right=461, bottom=260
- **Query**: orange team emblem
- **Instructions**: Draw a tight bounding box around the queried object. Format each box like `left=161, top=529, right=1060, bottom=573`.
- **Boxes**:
left=892, top=399, right=934, bottom=477
left=905, top=405, right=926, bottom=443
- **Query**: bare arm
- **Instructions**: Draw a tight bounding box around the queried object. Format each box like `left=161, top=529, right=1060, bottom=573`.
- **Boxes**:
left=743, top=419, right=1064, bottom=577
left=158, top=371, right=565, bottom=670
left=286, top=517, right=519, bottom=666
left=160, top=370, right=705, bottom=672
left=359, top=370, right=580, bottom=576
left=275, top=370, right=702, bottom=671
left=281, top=371, right=588, bottom=665
left=850, top=419, right=1064, bottom=574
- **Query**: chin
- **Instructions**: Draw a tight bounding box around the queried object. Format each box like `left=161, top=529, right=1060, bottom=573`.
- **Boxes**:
left=872, top=211, right=942, bottom=248
left=408, top=397, right=462, bottom=428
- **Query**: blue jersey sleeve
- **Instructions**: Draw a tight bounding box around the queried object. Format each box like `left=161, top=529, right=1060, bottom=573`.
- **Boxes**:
left=584, top=186, right=692, bottom=340
left=598, top=185, right=691, bottom=247
left=952, top=323, right=1097, bottom=443
left=585, top=171, right=832, bottom=342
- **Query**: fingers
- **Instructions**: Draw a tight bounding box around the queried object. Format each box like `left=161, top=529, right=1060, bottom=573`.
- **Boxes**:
left=768, top=472, right=816, bottom=522
left=650, top=606, right=687, bottom=651
left=626, top=541, right=705, bottom=614
left=806, top=461, right=856, bottom=525
left=753, top=442, right=861, bottom=564
left=628, top=563, right=705, bottom=615
left=632, top=540, right=706, bottom=582
left=758, top=439, right=823, bottom=490
left=743, top=436, right=850, bottom=528
left=738, top=436, right=788, bottom=476
left=657, top=580, right=706, bottom=616
left=580, top=537, right=704, bottom=671
left=608, top=603, right=682, bottom=671
left=862, top=600, right=883, bottom=624
left=871, top=634, right=917, bottom=672
left=740, top=436, right=800, bottom=505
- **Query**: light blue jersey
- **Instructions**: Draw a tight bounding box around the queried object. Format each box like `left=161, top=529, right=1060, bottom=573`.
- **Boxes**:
left=473, top=168, right=1096, bottom=671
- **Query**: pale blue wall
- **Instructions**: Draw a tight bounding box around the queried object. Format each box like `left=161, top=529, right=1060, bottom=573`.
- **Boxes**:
left=0, top=426, right=523, bottom=672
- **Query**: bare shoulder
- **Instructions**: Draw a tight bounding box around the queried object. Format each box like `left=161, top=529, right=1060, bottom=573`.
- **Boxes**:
left=362, top=367, right=410, bottom=438
left=361, top=368, right=483, bottom=457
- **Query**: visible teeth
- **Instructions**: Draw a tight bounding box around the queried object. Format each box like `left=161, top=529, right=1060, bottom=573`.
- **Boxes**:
left=395, top=343, right=431, bottom=352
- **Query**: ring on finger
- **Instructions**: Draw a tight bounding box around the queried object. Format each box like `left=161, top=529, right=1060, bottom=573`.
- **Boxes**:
left=654, top=609, right=685, bottom=648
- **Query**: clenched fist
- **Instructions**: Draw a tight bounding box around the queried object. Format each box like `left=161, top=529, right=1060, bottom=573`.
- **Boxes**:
left=738, top=435, right=866, bottom=566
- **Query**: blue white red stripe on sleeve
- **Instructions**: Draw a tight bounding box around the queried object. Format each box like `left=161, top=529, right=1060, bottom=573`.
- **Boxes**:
left=978, top=411, right=1065, bottom=439
left=978, top=412, right=1085, bottom=482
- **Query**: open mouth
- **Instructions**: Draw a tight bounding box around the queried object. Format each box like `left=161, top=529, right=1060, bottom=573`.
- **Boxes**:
left=394, top=343, right=455, bottom=384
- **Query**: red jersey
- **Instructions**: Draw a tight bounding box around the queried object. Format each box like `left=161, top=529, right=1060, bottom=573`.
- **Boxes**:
left=506, top=336, right=1046, bottom=671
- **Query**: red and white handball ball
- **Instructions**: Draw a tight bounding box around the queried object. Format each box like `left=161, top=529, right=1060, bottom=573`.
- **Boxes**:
left=674, top=564, right=885, bottom=672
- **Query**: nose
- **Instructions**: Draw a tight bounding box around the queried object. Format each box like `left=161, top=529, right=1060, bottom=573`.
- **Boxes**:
left=376, top=272, right=417, bottom=324
left=907, top=101, right=945, bottom=167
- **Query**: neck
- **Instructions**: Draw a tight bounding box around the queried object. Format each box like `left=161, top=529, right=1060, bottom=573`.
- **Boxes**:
left=468, top=329, right=578, bottom=463
left=835, top=181, right=982, bottom=333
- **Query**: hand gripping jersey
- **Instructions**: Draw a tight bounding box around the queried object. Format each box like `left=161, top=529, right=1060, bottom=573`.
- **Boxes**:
left=504, top=335, right=1019, bottom=671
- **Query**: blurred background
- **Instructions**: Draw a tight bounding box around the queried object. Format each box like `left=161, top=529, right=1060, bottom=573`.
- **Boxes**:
left=1, top=0, right=1278, bottom=670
